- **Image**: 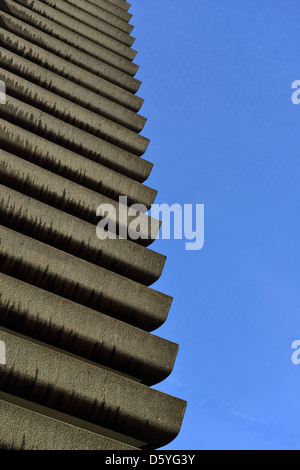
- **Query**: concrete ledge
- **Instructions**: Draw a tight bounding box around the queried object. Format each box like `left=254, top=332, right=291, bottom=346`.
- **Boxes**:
left=0, top=30, right=143, bottom=111
left=0, top=226, right=172, bottom=331
left=1, top=12, right=140, bottom=92
left=0, top=393, right=139, bottom=450
left=37, top=0, right=135, bottom=46
left=0, top=152, right=160, bottom=244
left=0, top=0, right=187, bottom=449
left=0, top=48, right=146, bottom=132
left=10, top=0, right=136, bottom=62
left=0, top=135, right=153, bottom=207
left=0, top=328, right=186, bottom=448
left=100, top=0, right=131, bottom=13
left=40, top=0, right=133, bottom=36
left=0, top=185, right=165, bottom=285
left=0, top=274, right=177, bottom=384
left=0, top=96, right=152, bottom=179
left=2, top=70, right=149, bottom=156
left=69, top=0, right=133, bottom=22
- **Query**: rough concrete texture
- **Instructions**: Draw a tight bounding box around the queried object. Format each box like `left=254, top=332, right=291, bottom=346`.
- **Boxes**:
left=0, top=226, right=172, bottom=331
left=64, top=0, right=133, bottom=23
left=91, top=0, right=132, bottom=14
left=4, top=0, right=136, bottom=61
left=0, top=124, right=152, bottom=188
left=0, top=97, right=150, bottom=185
left=1, top=70, right=149, bottom=156
left=45, top=0, right=135, bottom=34
left=0, top=134, right=153, bottom=208
left=0, top=151, right=160, bottom=244
left=1, top=12, right=140, bottom=91
left=0, top=274, right=177, bottom=384
left=0, top=328, right=187, bottom=449
left=0, top=47, right=146, bottom=132
left=0, top=30, right=143, bottom=111
left=0, top=184, right=165, bottom=285
left=0, top=0, right=187, bottom=450
left=40, top=0, right=135, bottom=45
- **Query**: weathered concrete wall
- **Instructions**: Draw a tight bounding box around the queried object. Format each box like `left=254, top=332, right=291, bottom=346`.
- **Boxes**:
left=0, top=30, right=143, bottom=111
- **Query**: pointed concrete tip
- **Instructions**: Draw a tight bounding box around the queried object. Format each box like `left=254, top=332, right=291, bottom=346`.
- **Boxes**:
left=136, top=96, right=145, bottom=112
left=138, top=136, right=151, bottom=157
left=109, top=0, right=132, bottom=12
left=131, top=62, right=140, bottom=77
left=131, top=77, right=142, bottom=94
left=136, top=114, right=147, bottom=132
left=128, top=35, right=136, bottom=46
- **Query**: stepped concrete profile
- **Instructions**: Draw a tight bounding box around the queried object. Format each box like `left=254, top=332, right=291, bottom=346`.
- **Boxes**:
left=1, top=12, right=140, bottom=91
left=65, top=0, right=133, bottom=23
left=2, top=0, right=137, bottom=62
left=45, top=0, right=135, bottom=34
left=1, top=70, right=150, bottom=155
left=0, top=328, right=186, bottom=449
left=0, top=393, right=140, bottom=450
left=0, top=186, right=165, bottom=284
left=0, top=30, right=143, bottom=110
left=0, top=47, right=147, bottom=131
left=0, top=0, right=186, bottom=450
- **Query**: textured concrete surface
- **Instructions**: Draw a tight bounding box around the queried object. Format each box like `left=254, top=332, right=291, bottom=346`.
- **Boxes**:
left=103, top=0, right=131, bottom=12
left=64, top=0, right=133, bottom=23
left=0, top=393, right=139, bottom=450
left=0, top=124, right=152, bottom=189
left=0, top=96, right=152, bottom=178
left=0, top=47, right=146, bottom=132
left=5, top=0, right=136, bottom=61
left=0, top=0, right=187, bottom=449
left=41, top=0, right=135, bottom=45
left=0, top=184, right=165, bottom=285
left=0, top=136, right=153, bottom=209
left=1, top=70, right=149, bottom=155
left=52, top=0, right=135, bottom=34
left=0, top=30, right=143, bottom=111
left=0, top=328, right=187, bottom=448
left=0, top=151, right=160, bottom=243
left=0, top=226, right=172, bottom=331
left=92, top=0, right=132, bottom=14
left=0, top=274, right=177, bottom=384
left=1, top=12, right=140, bottom=91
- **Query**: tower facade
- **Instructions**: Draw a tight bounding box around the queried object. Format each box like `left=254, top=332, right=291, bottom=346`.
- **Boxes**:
left=0, top=0, right=186, bottom=449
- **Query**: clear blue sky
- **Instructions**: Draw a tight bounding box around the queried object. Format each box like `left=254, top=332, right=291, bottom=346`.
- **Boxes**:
left=131, top=0, right=300, bottom=450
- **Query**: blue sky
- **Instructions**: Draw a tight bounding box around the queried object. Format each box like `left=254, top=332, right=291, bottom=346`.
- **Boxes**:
left=131, top=0, right=300, bottom=450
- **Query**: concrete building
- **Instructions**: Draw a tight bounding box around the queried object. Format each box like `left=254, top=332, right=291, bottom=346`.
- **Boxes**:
left=0, top=0, right=187, bottom=450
